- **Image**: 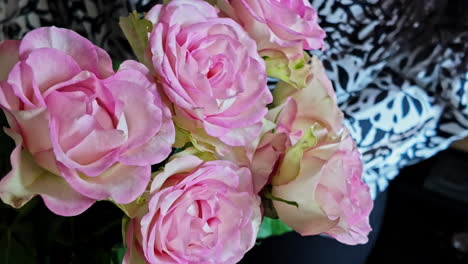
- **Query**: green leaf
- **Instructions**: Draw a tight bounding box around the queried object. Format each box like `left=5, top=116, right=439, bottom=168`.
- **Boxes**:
left=112, top=61, right=122, bottom=71
left=257, top=217, right=292, bottom=239
left=111, top=244, right=127, bottom=264
left=119, top=11, right=153, bottom=68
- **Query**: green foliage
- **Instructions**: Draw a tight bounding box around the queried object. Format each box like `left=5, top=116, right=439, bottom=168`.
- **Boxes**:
left=257, top=217, right=292, bottom=240
left=119, top=11, right=153, bottom=69
left=111, top=245, right=127, bottom=264
left=112, top=61, right=122, bottom=71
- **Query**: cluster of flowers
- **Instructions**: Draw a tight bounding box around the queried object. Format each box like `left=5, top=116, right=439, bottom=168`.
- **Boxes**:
left=0, top=0, right=373, bottom=263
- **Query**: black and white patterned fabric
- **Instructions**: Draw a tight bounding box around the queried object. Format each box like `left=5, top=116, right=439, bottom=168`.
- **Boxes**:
left=310, top=0, right=468, bottom=198
left=1, top=0, right=467, bottom=199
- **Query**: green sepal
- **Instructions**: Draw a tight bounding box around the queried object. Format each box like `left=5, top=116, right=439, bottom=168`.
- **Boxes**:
left=263, top=192, right=299, bottom=208
left=111, top=245, right=127, bottom=264
left=262, top=51, right=311, bottom=89
left=273, top=126, right=317, bottom=185
left=261, top=196, right=279, bottom=219
left=119, top=11, right=153, bottom=68
left=174, top=126, right=192, bottom=149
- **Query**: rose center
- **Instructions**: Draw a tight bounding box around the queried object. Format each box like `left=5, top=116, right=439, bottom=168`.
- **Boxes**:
left=207, top=61, right=223, bottom=79
left=185, top=199, right=220, bottom=250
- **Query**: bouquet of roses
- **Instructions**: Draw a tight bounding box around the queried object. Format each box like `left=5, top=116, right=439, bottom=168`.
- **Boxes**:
left=0, top=0, right=373, bottom=263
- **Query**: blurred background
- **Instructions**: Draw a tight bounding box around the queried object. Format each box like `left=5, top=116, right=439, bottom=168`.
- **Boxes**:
left=367, top=141, right=468, bottom=264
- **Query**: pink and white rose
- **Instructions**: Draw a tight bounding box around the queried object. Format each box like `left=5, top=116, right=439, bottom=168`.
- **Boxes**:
left=146, top=0, right=272, bottom=147
left=251, top=56, right=373, bottom=244
left=251, top=55, right=343, bottom=191
left=216, top=0, right=326, bottom=60
left=272, top=133, right=373, bottom=245
left=124, top=155, right=261, bottom=264
left=0, top=27, right=175, bottom=216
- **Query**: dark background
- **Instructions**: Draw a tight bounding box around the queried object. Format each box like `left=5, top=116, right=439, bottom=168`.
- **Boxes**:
left=238, top=147, right=468, bottom=264
left=367, top=147, right=468, bottom=264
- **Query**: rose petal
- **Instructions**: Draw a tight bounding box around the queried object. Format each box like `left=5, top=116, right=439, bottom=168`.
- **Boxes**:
left=95, top=46, right=115, bottom=78
left=47, top=92, right=124, bottom=176
left=104, top=69, right=163, bottom=158
left=7, top=61, right=43, bottom=108
left=10, top=107, right=51, bottom=154
left=24, top=48, right=81, bottom=93
left=0, top=81, right=20, bottom=110
left=215, top=122, right=263, bottom=147
left=123, top=220, right=148, bottom=264
left=0, top=128, right=94, bottom=216
left=58, top=162, right=150, bottom=204
left=272, top=153, right=336, bottom=235
left=150, top=155, right=204, bottom=192
left=119, top=115, right=175, bottom=166
left=19, top=27, right=112, bottom=78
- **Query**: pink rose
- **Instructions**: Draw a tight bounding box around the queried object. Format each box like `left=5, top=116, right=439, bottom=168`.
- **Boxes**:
left=0, top=27, right=175, bottom=216
left=273, top=135, right=373, bottom=245
left=250, top=56, right=373, bottom=244
left=251, top=56, right=343, bottom=192
left=216, top=0, right=325, bottom=59
left=124, top=155, right=261, bottom=264
left=146, top=0, right=272, bottom=147
left=250, top=132, right=291, bottom=193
